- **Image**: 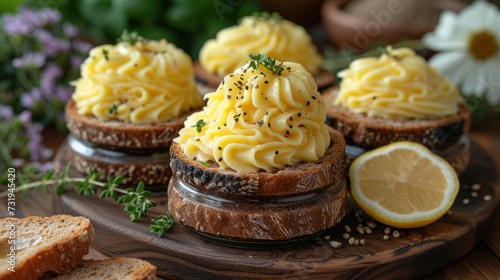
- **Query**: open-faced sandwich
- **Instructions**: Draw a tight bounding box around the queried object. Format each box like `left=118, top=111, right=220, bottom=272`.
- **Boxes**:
left=323, top=47, right=471, bottom=174
left=63, top=31, right=204, bottom=186
left=168, top=54, right=347, bottom=244
left=195, top=12, right=334, bottom=94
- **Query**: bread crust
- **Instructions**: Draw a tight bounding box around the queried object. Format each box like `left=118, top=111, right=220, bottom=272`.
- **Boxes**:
left=168, top=176, right=348, bottom=241
left=170, top=126, right=346, bottom=197
left=194, top=61, right=335, bottom=94
left=42, top=257, right=157, bottom=280
left=323, top=87, right=471, bottom=150
left=0, top=215, right=94, bottom=280
left=65, top=100, right=198, bottom=150
left=60, top=136, right=171, bottom=186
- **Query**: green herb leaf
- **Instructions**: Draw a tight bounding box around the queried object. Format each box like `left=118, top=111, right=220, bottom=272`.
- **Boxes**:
left=108, top=104, right=118, bottom=115
left=102, top=49, right=109, bottom=61
left=251, top=11, right=282, bottom=23
left=117, top=30, right=142, bottom=45
left=117, top=182, right=156, bottom=222
left=199, top=160, right=209, bottom=167
left=192, top=119, right=206, bottom=133
left=150, top=212, right=175, bottom=237
left=247, top=53, right=285, bottom=75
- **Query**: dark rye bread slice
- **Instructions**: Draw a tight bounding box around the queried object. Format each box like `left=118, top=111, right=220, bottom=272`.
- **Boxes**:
left=168, top=176, right=348, bottom=241
left=323, top=87, right=471, bottom=150
left=65, top=100, right=198, bottom=150
left=170, top=126, right=346, bottom=197
left=193, top=60, right=335, bottom=94
left=58, top=136, right=172, bottom=186
left=0, top=215, right=93, bottom=280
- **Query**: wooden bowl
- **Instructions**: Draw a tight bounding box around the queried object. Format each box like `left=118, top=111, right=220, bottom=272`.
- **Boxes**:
left=321, top=0, right=466, bottom=52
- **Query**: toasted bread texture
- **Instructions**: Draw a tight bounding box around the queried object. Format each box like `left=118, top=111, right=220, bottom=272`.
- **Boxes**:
left=58, top=136, right=171, bottom=186
left=323, top=87, right=471, bottom=150
left=169, top=176, right=348, bottom=241
left=168, top=126, right=348, bottom=241
left=0, top=215, right=94, bottom=280
left=65, top=99, right=198, bottom=150
left=42, top=257, right=157, bottom=280
left=170, top=126, right=346, bottom=197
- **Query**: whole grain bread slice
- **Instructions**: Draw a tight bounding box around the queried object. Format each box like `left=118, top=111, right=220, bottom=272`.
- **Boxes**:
left=65, top=100, right=200, bottom=150
left=0, top=215, right=94, bottom=280
left=323, top=87, right=471, bottom=150
left=170, top=126, right=346, bottom=197
left=42, top=257, right=157, bottom=280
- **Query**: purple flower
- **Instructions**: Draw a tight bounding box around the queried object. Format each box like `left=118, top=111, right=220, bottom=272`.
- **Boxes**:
left=40, top=63, right=62, bottom=95
left=12, top=52, right=46, bottom=69
left=25, top=122, right=44, bottom=162
left=19, top=7, right=61, bottom=28
left=63, top=23, right=79, bottom=38
left=21, top=88, right=43, bottom=109
left=31, top=161, right=54, bottom=173
left=0, top=104, right=14, bottom=120
left=39, top=8, right=61, bottom=25
left=55, top=85, right=73, bottom=103
left=70, top=55, right=85, bottom=68
left=1, top=14, right=32, bottom=35
left=18, top=110, right=32, bottom=124
left=34, top=29, right=63, bottom=57
left=73, top=40, right=93, bottom=54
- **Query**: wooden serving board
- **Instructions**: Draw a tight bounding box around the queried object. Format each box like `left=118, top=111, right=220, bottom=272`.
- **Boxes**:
left=35, top=139, right=500, bottom=279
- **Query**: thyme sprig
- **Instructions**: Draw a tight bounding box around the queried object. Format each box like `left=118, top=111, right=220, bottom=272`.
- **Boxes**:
left=150, top=212, right=175, bottom=237
left=117, top=30, right=142, bottom=45
left=251, top=11, right=282, bottom=23
left=247, top=53, right=285, bottom=75
left=0, top=163, right=174, bottom=235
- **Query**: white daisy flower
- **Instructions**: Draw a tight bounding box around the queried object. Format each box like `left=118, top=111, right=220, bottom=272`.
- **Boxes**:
left=422, top=0, right=500, bottom=105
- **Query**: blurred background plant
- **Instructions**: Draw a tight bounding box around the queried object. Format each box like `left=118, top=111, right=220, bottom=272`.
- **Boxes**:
left=0, top=0, right=262, bottom=182
left=26, top=0, right=263, bottom=58
left=0, top=5, right=94, bottom=183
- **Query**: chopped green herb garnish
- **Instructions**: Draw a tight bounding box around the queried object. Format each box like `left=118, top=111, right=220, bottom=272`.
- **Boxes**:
left=192, top=119, right=206, bottom=133
left=251, top=11, right=282, bottom=23
left=247, top=53, right=285, bottom=75
left=199, top=160, right=210, bottom=167
left=117, top=30, right=142, bottom=45
left=102, top=49, right=109, bottom=61
left=108, top=104, right=118, bottom=115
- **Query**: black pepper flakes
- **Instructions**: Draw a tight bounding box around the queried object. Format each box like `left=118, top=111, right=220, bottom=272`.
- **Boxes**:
left=218, top=157, right=223, bottom=162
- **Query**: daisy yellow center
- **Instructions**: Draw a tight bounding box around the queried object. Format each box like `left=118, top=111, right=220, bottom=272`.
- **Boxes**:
left=468, top=30, right=499, bottom=61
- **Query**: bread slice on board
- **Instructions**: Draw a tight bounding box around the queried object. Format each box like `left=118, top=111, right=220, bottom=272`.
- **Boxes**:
left=42, top=257, right=157, bottom=280
left=0, top=215, right=94, bottom=280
